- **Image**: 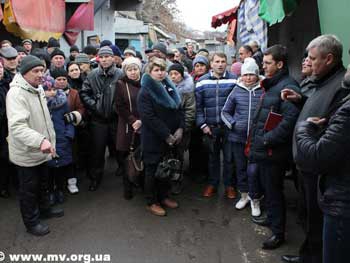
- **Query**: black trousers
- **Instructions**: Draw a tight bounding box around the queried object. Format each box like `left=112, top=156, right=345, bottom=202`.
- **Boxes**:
left=48, top=164, right=74, bottom=191
left=298, top=171, right=323, bottom=263
left=87, top=120, right=117, bottom=182
left=144, top=162, right=170, bottom=205
left=0, top=157, right=13, bottom=191
left=258, top=161, right=286, bottom=236
left=16, top=163, right=50, bottom=228
left=188, top=128, right=208, bottom=175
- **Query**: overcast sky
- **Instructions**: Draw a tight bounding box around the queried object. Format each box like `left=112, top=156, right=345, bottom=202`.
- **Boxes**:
left=176, top=0, right=240, bottom=31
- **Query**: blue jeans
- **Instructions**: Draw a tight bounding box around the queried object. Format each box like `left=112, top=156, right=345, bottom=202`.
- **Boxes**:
left=232, top=142, right=248, bottom=192
left=246, top=162, right=262, bottom=200
left=323, top=214, right=350, bottom=263
left=207, top=126, right=235, bottom=188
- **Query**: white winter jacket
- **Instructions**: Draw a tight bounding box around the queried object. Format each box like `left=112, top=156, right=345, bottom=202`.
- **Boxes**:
left=6, top=73, right=56, bottom=167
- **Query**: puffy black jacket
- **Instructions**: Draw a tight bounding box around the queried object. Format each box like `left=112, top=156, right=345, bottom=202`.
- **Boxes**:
left=249, top=69, right=300, bottom=162
left=80, top=65, right=123, bottom=121
left=0, top=76, right=11, bottom=159
left=295, top=97, right=350, bottom=218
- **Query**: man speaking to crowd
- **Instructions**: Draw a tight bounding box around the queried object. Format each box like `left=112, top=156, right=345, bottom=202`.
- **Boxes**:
left=6, top=55, right=63, bottom=236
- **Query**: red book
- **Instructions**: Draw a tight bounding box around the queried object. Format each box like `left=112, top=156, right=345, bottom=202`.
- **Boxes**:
left=264, top=111, right=283, bottom=131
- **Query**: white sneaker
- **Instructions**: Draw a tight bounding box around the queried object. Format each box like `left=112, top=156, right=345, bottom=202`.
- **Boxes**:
left=67, top=178, right=79, bottom=194
left=235, top=192, right=249, bottom=210
left=250, top=198, right=261, bottom=217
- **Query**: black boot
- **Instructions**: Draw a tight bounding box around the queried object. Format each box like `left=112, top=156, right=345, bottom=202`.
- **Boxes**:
left=27, top=223, right=50, bottom=236
left=88, top=180, right=99, bottom=191
left=123, top=175, right=133, bottom=200
left=40, top=207, right=64, bottom=219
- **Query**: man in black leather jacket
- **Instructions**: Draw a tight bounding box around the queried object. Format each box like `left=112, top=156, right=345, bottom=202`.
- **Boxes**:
left=80, top=46, right=123, bottom=191
left=281, top=35, right=348, bottom=263
left=295, top=70, right=350, bottom=263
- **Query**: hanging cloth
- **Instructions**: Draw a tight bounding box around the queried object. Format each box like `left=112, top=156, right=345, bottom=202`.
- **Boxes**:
left=238, top=0, right=268, bottom=50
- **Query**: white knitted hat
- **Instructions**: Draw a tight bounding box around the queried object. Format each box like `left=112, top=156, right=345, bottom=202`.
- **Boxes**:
left=241, top=57, right=259, bottom=76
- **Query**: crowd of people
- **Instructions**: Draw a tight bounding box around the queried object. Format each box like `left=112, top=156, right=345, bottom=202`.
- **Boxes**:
left=0, top=34, right=350, bottom=263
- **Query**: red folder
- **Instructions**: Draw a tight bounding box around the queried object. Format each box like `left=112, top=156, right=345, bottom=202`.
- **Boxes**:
left=264, top=111, right=283, bottom=131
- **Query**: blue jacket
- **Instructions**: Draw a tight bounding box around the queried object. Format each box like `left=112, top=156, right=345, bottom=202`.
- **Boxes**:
left=47, top=90, right=75, bottom=167
left=221, top=79, right=263, bottom=143
left=195, top=70, right=237, bottom=128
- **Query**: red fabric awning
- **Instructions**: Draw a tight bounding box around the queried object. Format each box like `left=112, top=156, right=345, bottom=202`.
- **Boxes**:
left=211, top=7, right=239, bottom=28
left=0, top=5, right=3, bottom=22
left=64, top=0, right=94, bottom=45
left=3, top=0, right=65, bottom=41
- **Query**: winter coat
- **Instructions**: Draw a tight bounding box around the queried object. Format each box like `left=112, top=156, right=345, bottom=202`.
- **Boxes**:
left=80, top=65, right=123, bottom=122
left=137, top=74, right=184, bottom=163
left=115, top=77, right=141, bottom=152
left=292, top=65, right=347, bottom=161
left=175, top=73, right=196, bottom=131
left=68, top=76, right=84, bottom=92
left=249, top=69, right=300, bottom=163
left=221, top=78, right=263, bottom=143
left=195, top=71, right=237, bottom=129
left=0, top=76, right=11, bottom=158
left=295, top=97, right=350, bottom=218
left=6, top=73, right=56, bottom=167
left=66, top=88, right=85, bottom=126
left=46, top=90, right=75, bottom=167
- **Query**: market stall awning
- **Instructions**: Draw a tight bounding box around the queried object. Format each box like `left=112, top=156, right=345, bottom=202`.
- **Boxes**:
left=211, top=7, right=239, bottom=28
left=64, top=0, right=94, bottom=45
left=3, top=0, right=66, bottom=41
left=0, top=5, right=3, bottom=22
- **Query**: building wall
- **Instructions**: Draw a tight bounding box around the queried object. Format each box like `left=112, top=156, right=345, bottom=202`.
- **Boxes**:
left=318, top=0, right=350, bottom=66
left=268, top=0, right=321, bottom=80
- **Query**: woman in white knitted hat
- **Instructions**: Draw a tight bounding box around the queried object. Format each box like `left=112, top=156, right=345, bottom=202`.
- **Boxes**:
left=221, top=57, right=264, bottom=217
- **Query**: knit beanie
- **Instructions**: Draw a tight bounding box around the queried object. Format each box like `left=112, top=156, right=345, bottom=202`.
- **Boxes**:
left=168, top=63, right=184, bottom=77
left=15, top=46, right=27, bottom=53
left=110, top=45, right=122, bottom=57
left=42, top=75, right=55, bottom=91
left=100, top=40, right=113, bottom=48
left=123, top=48, right=136, bottom=57
left=192, top=55, right=209, bottom=68
left=75, top=53, right=90, bottom=64
left=50, top=48, right=66, bottom=59
left=20, top=55, right=44, bottom=75
left=122, top=57, right=142, bottom=72
left=22, top=39, right=32, bottom=45
left=83, top=45, right=97, bottom=56
left=241, top=58, right=259, bottom=76
left=47, top=37, right=60, bottom=48
left=70, top=45, right=79, bottom=53
left=231, top=62, right=242, bottom=76
left=51, top=68, right=68, bottom=79
left=152, top=43, right=167, bottom=55
left=98, top=46, right=113, bottom=56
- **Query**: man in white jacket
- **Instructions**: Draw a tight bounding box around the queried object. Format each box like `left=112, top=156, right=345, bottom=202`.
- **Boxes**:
left=6, top=55, right=63, bottom=236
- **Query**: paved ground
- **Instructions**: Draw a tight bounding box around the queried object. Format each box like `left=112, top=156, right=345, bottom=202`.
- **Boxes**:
left=0, top=157, right=303, bottom=263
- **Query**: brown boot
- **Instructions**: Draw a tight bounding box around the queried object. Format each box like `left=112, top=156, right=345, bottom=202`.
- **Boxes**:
left=225, top=186, right=237, bottom=199
left=147, top=204, right=166, bottom=216
left=162, top=198, right=179, bottom=209
left=202, top=185, right=216, bottom=197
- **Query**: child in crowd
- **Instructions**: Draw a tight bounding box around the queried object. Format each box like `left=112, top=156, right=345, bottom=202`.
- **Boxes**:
left=51, top=68, right=85, bottom=194
left=43, top=76, right=75, bottom=204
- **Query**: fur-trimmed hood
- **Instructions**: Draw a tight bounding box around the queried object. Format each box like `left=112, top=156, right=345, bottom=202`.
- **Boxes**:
left=176, top=72, right=194, bottom=95
left=141, top=73, right=181, bottom=109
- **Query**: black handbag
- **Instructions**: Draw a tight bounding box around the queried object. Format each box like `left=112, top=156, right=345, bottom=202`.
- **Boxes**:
left=154, top=148, right=182, bottom=182
left=126, top=132, right=144, bottom=185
